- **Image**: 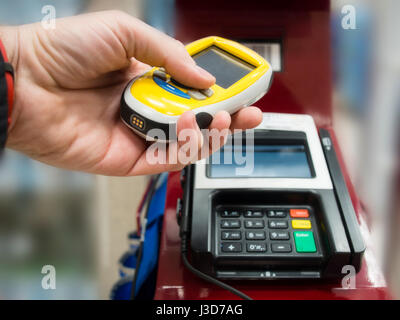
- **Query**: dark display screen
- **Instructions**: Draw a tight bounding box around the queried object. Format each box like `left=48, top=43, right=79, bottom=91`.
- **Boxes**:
left=193, top=46, right=255, bottom=89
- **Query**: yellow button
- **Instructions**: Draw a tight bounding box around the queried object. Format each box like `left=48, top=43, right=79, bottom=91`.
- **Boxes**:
left=292, top=220, right=311, bottom=229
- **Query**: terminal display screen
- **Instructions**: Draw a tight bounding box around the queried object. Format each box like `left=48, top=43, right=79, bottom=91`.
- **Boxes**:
left=208, top=144, right=313, bottom=178
left=193, top=46, right=255, bottom=88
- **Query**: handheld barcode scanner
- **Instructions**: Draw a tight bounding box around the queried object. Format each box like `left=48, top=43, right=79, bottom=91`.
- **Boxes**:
left=120, top=36, right=273, bottom=141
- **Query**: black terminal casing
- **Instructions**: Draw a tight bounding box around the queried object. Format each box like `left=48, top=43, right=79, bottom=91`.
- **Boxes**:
left=179, top=128, right=365, bottom=280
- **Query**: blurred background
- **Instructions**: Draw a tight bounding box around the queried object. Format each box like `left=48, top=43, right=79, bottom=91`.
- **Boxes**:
left=0, top=0, right=398, bottom=299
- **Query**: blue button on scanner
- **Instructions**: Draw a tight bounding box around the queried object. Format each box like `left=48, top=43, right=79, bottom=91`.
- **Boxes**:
left=153, top=76, right=190, bottom=99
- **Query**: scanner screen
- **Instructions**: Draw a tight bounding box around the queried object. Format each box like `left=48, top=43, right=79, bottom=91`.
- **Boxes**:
left=193, top=46, right=255, bottom=89
left=208, top=145, right=312, bottom=178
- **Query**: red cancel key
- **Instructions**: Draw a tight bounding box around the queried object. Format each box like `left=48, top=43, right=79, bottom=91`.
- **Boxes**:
left=290, top=209, right=309, bottom=218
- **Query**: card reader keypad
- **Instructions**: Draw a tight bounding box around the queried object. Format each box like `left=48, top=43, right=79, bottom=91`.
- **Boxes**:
left=217, top=206, right=320, bottom=257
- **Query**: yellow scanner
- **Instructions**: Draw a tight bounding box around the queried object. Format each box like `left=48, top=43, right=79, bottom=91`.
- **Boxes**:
left=120, top=36, right=273, bottom=141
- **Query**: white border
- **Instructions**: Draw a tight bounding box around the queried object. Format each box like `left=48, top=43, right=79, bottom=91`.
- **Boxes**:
left=194, top=113, right=334, bottom=190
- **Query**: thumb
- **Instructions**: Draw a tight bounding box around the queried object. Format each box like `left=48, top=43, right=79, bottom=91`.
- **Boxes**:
left=110, top=11, right=215, bottom=89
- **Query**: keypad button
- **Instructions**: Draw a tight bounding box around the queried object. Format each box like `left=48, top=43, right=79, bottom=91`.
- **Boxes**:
left=290, top=209, right=309, bottom=218
left=200, top=88, right=214, bottom=97
left=292, top=219, right=312, bottom=229
left=266, top=209, right=287, bottom=218
left=222, top=242, right=242, bottom=252
left=170, top=78, right=191, bottom=89
left=268, top=220, right=288, bottom=229
left=153, top=69, right=167, bottom=81
left=294, top=231, right=316, bottom=252
left=244, top=210, right=263, bottom=218
left=270, top=231, right=290, bottom=240
left=247, top=243, right=267, bottom=252
left=246, top=231, right=266, bottom=240
left=187, top=89, right=207, bottom=100
left=221, top=220, right=241, bottom=229
left=245, top=220, right=264, bottom=228
left=221, top=231, right=241, bottom=240
left=220, top=210, right=240, bottom=218
left=153, top=76, right=190, bottom=99
left=271, top=243, right=292, bottom=253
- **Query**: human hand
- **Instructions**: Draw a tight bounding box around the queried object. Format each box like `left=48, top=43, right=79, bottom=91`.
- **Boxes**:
left=2, top=11, right=262, bottom=175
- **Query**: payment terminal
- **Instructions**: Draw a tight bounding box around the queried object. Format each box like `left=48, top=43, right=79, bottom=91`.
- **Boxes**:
left=120, top=36, right=273, bottom=140
left=178, top=113, right=365, bottom=280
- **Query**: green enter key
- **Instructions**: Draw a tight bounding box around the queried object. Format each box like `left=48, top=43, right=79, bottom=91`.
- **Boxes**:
left=294, top=231, right=317, bottom=252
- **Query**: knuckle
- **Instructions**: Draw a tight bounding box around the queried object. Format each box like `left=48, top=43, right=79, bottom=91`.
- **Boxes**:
left=174, top=39, right=185, bottom=48
left=108, top=9, right=127, bottom=18
left=106, top=10, right=134, bottom=24
left=174, top=40, right=188, bottom=54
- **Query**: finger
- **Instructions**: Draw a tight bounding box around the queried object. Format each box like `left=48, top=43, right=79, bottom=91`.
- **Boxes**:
left=175, top=110, right=203, bottom=165
left=229, top=107, right=263, bottom=131
left=109, top=11, right=215, bottom=89
left=202, top=111, right=231, bottom=157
